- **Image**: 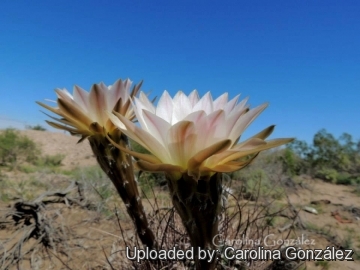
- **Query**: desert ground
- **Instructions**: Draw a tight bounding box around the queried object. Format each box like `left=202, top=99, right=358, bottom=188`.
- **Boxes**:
left=0, top=130, right=359, bottom=269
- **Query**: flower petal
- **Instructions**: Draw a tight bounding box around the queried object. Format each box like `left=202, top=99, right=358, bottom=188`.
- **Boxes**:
left=88, top=83, right=107, bottom=125
left=213, top=92, right=228, bottom=110
left=136, top=160, right=184, bottom=173
left=224, top=94, right=240, bottom=114
left=107, top=79, right=126, bottom=109
left=36, top=101, right=61, bottom=115
left=73, top=85, right=89, bottom=112
left=110, top=111, right=171, bottom=162
left=202, top=110, right=226, bottom=147
left=166, top=121, right=197, bottom=168
left=106, top=132, right=162, bottom=164
left=228, top=103, right=268, bottom=143
left=133, top=94, right=156, bottom=131
left=188, top=90, right=200, bottom=107
left=205, top=138, right=266, bottom=167
left=130, top=79, right=142, bottom=98
left=89, top=122, right=103, bottom=133
left=57, top=98, right=93, bottom=130
left=193, top=91, right=213, bottom=115
left=218, top=138, right=294, bottom=165
left=142, top=110, right=171, bottom=144
left=156, top=91, right=173, bottom=123
left=41, top=111, right=79, bottom=128
left=45, top=120, right=88, bottom=135
left=209, top=155, right=258, bottom=172
left=138, top=91, right=156, bottom=113
left=251, top=125, right=275, bottom=140
left=55, top=88, right=73, bottom=102
left=173, top=91, right=193, bottom=122
left=188, top=139, right=231, bottom=179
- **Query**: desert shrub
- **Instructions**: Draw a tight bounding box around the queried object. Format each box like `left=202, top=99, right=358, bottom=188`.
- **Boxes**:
left=18, top=164, right=37, bottom=173
left=280, top=148, right=308, bottom=176
left=26, top=124, right=47, bottom=131
left=35, top=154, right=65, bottom=167
left=72, top=165, right=106, bottom=181
left=336, top=172, right=353, bottom=185
left=286, top=139, right=313, bottom=172
left=17, top=154, right=64, bottom=174
left=240, top=168, right=284, bottom=200
left=138, top=171, right=166, bottom=197
left=335, top=173, right=360, bottom=185
left=0, top=129, right=40, bottom=168
left=281, top=148, right=297, bottom=176
left=354, top=176, right=360, bottom=185
left=315, top=261, right=330, bottom=270
left=353, top=185, right=360, bottom=196
left=287, top=131, right=360, bottom=181
left=245, top=169, right=269, bottom=198
left=138, top=172, right=156, bottom=196
left=0, top=175, right=11, bottom=202
left=230, top=151, right=286, bottom=200
left=314, top=168, right=338, bottom=183
left=52, top=166, right=117, bottom=216
left=314, top=168, right=359, bottom=185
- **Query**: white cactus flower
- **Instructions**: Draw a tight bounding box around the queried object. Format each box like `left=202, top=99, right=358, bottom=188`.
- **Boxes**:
left=37, top=78, right=142, bottom=141
left=108, top=90, right=293, bottom=180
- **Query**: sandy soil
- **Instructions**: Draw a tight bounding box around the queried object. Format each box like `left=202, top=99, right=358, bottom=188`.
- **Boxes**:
left=287, top=177, right=360, bottom=270
left=0, top=130, right=359, bottom=269
left=18, top=130, right=97, bottom=169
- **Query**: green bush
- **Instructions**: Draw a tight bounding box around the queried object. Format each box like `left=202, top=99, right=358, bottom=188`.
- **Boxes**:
left=354, top=176, right=360, bottom=185
left=315, top=261, right=330, bottom=270
left=280, top=148, right=307, bottom=176
left=0, top=129, right=40, bottom=168
left=35, top=154, right=64, bottom=167
left=353, top=185, right=360, bottom=197
left=72, top=166, right=115, bottom=201
left=26, top=124, right=46, bottom=131
left=236, top=168, right=284, bottom=200
left=18, top=164, right=37, bottom=173
left=287, top=131, right=360, bottom=179
left=336, top=172, right=353, bottom=185
left=72, top=166, right=106, bottom=180
left=138, top=171, right=166, bottom=197
left=314, top=168, right=338, bottom=183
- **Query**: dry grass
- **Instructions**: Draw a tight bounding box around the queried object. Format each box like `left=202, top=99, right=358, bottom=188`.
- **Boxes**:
left=1, top=130, right=360, bottom=270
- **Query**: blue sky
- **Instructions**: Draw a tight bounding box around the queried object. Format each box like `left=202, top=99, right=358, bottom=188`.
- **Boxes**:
left=0, top=0, right=359, bottom=143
